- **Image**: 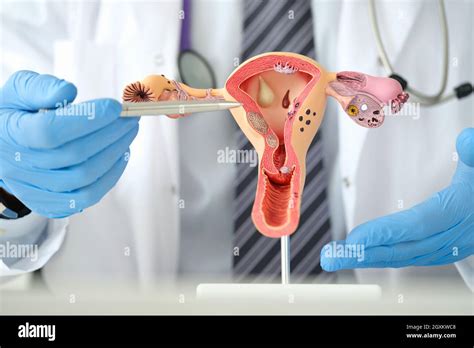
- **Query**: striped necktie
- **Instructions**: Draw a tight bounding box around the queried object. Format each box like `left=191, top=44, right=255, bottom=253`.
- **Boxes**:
left=233, top=0, right=334, bottom=283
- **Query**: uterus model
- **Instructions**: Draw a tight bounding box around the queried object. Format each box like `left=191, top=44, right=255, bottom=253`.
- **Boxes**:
left=123, top=52, right=408, bottom=239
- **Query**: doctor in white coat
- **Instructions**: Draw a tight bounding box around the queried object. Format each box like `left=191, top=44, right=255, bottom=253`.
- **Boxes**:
left=0, top=0, right=472, bottom=293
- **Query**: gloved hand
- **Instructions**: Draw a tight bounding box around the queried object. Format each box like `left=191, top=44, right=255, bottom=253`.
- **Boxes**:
left=0, top=70, right=139, bottom=218
left=321, top=128, right=474, bottom=271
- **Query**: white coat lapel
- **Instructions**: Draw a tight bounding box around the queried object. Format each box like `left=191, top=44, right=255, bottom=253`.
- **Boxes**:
left=53, top=0, right=183, bottom=287
left=100, top=0, right=182, bottom=285
left=335, top=0, right=423, bottom=229
left=370, top=0, right=424, bottom=66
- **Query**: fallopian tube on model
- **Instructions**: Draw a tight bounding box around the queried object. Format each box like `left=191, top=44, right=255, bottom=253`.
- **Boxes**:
left=123, top=52, right=408, bottom=238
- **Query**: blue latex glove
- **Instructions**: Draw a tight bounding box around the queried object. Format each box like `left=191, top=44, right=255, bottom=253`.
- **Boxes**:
left=321, top=128, right=474, bottom=271
left=0, top=71, right=139, bottom=218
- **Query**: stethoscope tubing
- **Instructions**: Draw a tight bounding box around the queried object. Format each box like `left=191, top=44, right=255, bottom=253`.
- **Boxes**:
left=369, top=0, right=455, bottom=106
left=180, top=0, right=463, bottom=104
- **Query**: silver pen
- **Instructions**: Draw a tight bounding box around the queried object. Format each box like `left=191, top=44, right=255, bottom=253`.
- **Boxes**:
left=120, top=100, right=242, bottom=117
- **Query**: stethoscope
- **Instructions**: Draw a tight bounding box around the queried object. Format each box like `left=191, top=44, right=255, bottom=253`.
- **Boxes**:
left=369, top=0, right=472, bottom=106
left=177, top=0, right=216, bottom=89
left=177, top=0, right=473, bottom=105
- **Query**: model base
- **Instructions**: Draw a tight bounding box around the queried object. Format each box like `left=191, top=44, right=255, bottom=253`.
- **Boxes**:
left=196, top=283, right=381, bottom=303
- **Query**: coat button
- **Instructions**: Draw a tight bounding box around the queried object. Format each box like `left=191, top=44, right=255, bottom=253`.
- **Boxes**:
left=343, top=177, right=351, bottom=188
left=171, top=185, right=177, bottom=195
left=153, top=53, right=164, bottom=67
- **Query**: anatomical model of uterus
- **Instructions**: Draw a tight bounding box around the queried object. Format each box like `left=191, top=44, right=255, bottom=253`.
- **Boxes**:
left=123, top=52, right=408, bottom=238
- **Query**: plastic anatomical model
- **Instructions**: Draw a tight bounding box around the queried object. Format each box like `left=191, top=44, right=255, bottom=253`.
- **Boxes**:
left=123, top=52, right=408, bottom=238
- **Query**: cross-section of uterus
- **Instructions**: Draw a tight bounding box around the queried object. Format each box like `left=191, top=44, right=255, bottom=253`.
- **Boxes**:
left=123, top=52, right=408, bottom=238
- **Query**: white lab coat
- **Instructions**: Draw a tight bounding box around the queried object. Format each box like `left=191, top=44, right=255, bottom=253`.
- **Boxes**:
left=0, top=0, right=472, bottom=292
